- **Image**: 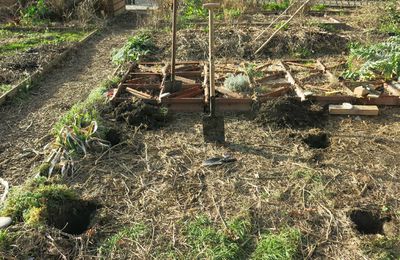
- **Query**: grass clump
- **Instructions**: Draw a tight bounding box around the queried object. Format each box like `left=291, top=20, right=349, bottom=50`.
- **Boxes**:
left=0, top=84, right=12, bottom=95
left=310, top=4, right=327, bottom=12
left=112, top=31, right=155, bottom=65
left=98, top=223, right=148, bottom=258
left=362, top=237, right=400, bottom=259
left=379, top=0, right=400, bottom=36
left=0, top=30, right=86, bottom=55
left=262, top=1, right=290, bottom=11
left=0, top=177, right=77, bottom=226
left=343, top=37, right=400, bottom=81
left=224, top=74, right=251, bottom=93
left=251, top=228, right=301, bottom=260
left=0, top=230, right=10, bottom=251
left=185, top=215, right=244, bottom=259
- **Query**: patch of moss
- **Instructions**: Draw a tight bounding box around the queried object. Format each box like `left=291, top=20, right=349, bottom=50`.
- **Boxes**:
left=0, top=176, right=77, bottom=226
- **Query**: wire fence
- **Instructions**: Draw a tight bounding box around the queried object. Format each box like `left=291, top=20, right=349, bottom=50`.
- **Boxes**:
left=260, top=0, right=392, bottom=7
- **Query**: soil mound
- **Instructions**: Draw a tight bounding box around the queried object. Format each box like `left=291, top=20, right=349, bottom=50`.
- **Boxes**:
left=255, top=97, right=325, bottom=128
left=114, top=99, right=168, bottom=129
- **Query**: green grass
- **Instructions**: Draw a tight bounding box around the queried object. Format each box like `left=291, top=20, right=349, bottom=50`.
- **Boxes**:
left=98, top=223, right=149, bottom=258
left=274, top=21, right=290, bottom=31
left=0, top=30, right=87, bottom=55
left=362, top=237, right=400, bottom=259
left=185, top=215, right=246, bottom=259
left=0, top=176, right=77, bottom=225
left=262, top=1, right=290, bottom=11
left=0, top=230, right=10, bottom=251
left=310, top=4, right=327, bottom=12
left=0, top=84, right=12, bottom=95
left=379, top=0, right=400, bottom=36
left=251, top=228, right=301, bottom=260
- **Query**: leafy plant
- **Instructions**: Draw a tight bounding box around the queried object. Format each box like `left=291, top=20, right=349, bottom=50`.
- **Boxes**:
left=310, top=4, right=327, bottom=12
left=224, top=74, right=251, bottom=93
left=20, top=0, right=49, bottom=24
left=112, top=31, right=155, bottom=65
left=0, top=230, right=10, bottom=250
left=224, top=8, right=242, bottom=20
left=262, top=0, right=290, bottom=11
left=274, top=21, right=289, bottom=31
left=182, top=0, right=208, bottom=19
left=251, top=228, right=301, bottom=260
left=343, top=37, right=400, bottom=81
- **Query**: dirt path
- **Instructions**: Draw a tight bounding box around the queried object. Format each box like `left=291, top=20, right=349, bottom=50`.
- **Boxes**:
left=0, top=13, right=144, bottom=186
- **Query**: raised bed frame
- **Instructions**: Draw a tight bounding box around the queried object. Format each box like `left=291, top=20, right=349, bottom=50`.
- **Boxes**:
left=111, top=60, right=400, bottom=113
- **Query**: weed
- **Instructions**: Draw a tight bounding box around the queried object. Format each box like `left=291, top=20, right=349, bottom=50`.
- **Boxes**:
left=185, top=215, right=243, bottom=259
left=274, top=21, right=289, bottom=31
left=224, top=8, right=242, bottom=20
left=0, top=230, right=10, bottom=250
left=310, top=4, right=327, bottom=12
left=98, top=223, right=148, bottom=258
left=318, top=23, right=338, bottom=33
left=343, top=36, right=400, bottom=80
left=379, top=0, right=400, bottom=35
left=362, top=237, right=400, bottom=259
left=262, top=1, right=290, bottom=12
left=0, top=84, right=12, bottom=95
left=20, top=0, right=50, bottom=25
left=251, top=228, right=301, bottom=260
left=182, top=0, right=208, bottom=19
left=224, top=74, right=251, bottom=93
left=293, top=47, right=312, bottom=59
left=0, top=176, right=77, bottom=226
left=112, top=31, right=155, bottom=65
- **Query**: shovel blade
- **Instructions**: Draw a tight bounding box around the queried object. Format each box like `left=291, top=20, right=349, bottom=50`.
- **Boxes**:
left=203, top=115, right=225, bottom=143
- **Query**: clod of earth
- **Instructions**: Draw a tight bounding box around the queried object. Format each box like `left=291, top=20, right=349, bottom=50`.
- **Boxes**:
left=303, top=131, right=330, bottom=149
left=113, top=99, right=167, bottom=129
left=350, top=210, right=384, bottom=235
left=255, top=97, right=325, bottom=128
left=46, top=199, right=98, bottom=235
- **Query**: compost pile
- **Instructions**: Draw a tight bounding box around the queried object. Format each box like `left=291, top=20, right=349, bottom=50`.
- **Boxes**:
left=255, top=97, right=325, bottom=128
left=113, top=99, right=167, bottom=129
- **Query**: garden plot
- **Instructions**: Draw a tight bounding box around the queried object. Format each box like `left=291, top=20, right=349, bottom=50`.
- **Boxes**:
left=0, top=27, right=90, bottom=96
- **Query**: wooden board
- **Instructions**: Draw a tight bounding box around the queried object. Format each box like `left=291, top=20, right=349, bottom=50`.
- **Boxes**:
left=329, top=104, right=379, bottom=116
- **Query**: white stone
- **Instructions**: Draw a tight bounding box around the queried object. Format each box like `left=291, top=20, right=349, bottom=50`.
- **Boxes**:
left=0, top=217, right=12, bottom=229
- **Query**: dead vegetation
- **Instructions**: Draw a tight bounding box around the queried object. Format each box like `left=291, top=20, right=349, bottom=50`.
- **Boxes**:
left=1, top=1, right=400, bottom=260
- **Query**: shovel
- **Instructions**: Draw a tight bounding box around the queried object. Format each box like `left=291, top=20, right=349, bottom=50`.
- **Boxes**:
left=164, top=0, right=182, bottom=93
left=203, top=2, right=225, bottom=143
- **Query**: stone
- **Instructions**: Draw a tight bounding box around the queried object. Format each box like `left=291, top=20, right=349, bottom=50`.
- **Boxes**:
left=0, top=217, right=12, bottom=229
left=354, top=86, right=369, bottom=97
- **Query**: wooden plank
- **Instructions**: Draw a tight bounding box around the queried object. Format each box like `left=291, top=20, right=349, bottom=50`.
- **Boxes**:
left=130, top=71, right=202, bottom=77
left=384, top=83, right=400, bottom=96
left=114, top=1, right=125, bottom=11
left=258, top=86, right=291, bottom=101
left=279, top=61, right=306, bottom=101
left=329, top=104, right=379, bottom=116
left=256, top=71, right=286, bottom=83
left=175, top=76, right=196, bottom=84
left=215, top=87, right=245, bottom=99
left=126, top=87, right=153, bottom=99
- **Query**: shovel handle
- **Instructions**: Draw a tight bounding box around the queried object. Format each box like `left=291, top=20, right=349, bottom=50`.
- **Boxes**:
left=204, top=3, right=220, bottom=114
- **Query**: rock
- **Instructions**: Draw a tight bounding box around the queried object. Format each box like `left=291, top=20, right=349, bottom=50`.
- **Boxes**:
left=354, top=86, right=369, bottom=97
left=0, top=217, right=12, bottom=229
